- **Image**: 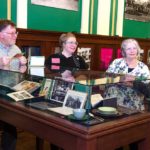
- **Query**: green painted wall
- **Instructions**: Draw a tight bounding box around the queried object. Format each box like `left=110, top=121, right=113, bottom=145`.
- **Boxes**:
left=11, top=0, right=17, bottom=23
left=0, top=0, right=7, bottom=19
left=123, top=19, right=150, bottom=38
left=0, top=0, right=81, bottom=33
left=27, top=0, right=82, bottom=32
left=0, top=0, right=149, bottom=38
left=122, top=0, right=150, bottom=38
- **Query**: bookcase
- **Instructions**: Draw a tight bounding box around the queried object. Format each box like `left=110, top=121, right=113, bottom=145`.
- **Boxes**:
left=16, top=28, right=150, bottom=71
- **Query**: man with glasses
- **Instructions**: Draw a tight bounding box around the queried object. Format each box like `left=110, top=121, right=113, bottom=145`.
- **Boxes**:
left=0, top=19, right=27, bottom=66
left=0, top=19, right=27, bottom=150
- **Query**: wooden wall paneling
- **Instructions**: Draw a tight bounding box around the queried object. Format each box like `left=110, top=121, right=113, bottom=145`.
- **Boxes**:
left=142, top=46, right=150, bottom=64
left=16, top=28, right=150, bottom=71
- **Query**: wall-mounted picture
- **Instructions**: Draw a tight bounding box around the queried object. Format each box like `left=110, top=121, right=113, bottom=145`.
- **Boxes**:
left=125, top=0, right=150, bottom=22
left=31, top=0, right=78, bottom=11
left=63, top=90, right=87, bottom=109
left=77, top=47, right=91, bottom=69
left=49, top=79, right=74, bottom=103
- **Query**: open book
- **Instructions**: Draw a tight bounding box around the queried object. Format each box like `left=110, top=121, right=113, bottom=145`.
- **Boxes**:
left=7, top=90, right=34, bottom=102
left=12, top=80, right=40, bottom=93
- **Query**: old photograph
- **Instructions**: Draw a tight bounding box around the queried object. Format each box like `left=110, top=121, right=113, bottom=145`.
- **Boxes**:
left=77, top=47, right=91, bottom=69
left=31, top=0, right=78, bottom=11
left=63, top=90, right=87, bottom=109
left=125, top=0, right=150, bottom=22
left=49, top=79, right=74, bottom=103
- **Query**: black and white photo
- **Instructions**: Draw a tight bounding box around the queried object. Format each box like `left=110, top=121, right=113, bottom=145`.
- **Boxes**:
left=63, top=90, right=87, bottom=109
left=125, top=0, right=150, bottom=22
left=77, top=47, right=91, bottom=69
left=49, top=79, right=74, bottom=103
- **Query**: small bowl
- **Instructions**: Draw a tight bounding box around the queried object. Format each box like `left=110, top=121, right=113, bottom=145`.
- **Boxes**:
left=73, top=108, right=86, bottom=119
left=98, top=107, right=117, bottom=115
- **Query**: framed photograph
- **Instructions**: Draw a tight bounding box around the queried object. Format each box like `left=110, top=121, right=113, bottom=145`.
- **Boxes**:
left=49, top=79, right=74, bottom=103
left=39, top=78, right=53, bottom=98
left=77, top=47, right=91, bottom=69
left=7, top=90, right=34, bottom=102
left=125, top=0, right=150, bottom=22
left=31, top=0, right=78, bottom=11
left=63, top=90, right=87, bottom=109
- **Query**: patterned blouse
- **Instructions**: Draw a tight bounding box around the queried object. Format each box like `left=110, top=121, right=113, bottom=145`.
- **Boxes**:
left=104, top=58, right=150, bottom=111
left=106, top=58, right=150, bottom=78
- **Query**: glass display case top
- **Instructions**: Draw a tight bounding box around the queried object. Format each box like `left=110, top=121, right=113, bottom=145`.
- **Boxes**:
left=0, top=65, right=150, bottom=118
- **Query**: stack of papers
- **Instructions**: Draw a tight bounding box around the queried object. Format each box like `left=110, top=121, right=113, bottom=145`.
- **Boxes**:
left=28, top=56, right=45, bottom=76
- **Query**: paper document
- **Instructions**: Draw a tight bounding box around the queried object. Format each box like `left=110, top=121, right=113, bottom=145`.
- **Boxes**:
left=29, top=67, right=45, bottom=77
left=29, top=56, right=45, bottom=67
left=48, top=107, right=73, bottom=116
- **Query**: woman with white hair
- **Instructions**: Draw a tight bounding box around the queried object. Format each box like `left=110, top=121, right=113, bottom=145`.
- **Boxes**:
left=106, top=38, right=150, bottom=150
left=105, top=38, right=150, bottom=110
left=106, top=38, right=150, bottom=77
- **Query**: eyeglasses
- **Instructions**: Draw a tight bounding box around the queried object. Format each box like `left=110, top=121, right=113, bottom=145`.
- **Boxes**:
left=2, top=31, right=19, bottom=36
left=65, top=41, right=78, bottom=45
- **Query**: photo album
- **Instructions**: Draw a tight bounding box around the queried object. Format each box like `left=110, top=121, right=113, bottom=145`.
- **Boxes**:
left=12, top=80, right=40, bottom=93
left=7, top=90, right=34, bottom=102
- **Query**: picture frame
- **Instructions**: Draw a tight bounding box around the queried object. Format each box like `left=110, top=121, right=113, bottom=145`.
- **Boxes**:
left=49, top=78, right=74, bottom=103
left=39, top=78, right=53, bottom=98
left=77, top=47, right=91, bottom=69
left=63, top=90, right=87, bottom=109
left=31, top=0, right=78, bottom=11
left=125, top=0, right=150, bottom=22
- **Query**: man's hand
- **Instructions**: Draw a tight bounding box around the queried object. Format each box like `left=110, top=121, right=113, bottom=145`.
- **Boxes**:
left=19, top=56, right=27, bottom=65
left=2, top=56, right=11, bottom=65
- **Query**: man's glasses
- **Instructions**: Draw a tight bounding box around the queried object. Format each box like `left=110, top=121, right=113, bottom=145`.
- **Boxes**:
left=2, top=31, right=19, bottom=36
left=65, top=41, right=78, bottom=45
